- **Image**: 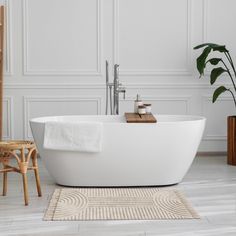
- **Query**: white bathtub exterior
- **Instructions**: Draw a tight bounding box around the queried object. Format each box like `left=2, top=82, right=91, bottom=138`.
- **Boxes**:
left=30, top=115, right=205, bottom=186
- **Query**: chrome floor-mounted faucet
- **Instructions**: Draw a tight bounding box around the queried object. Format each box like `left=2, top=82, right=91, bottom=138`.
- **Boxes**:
left=105, top=61, right=126, bottom=115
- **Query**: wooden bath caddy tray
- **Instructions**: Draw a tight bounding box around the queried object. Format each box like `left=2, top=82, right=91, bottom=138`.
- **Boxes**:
left=125, top=113, right=157, bottom=123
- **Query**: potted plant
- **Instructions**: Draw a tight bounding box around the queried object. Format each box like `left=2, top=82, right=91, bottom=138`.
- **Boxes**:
left=194, top=43, right=236, bottom=165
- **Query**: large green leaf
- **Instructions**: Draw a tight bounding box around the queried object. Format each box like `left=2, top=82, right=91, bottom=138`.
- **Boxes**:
left=193, top=43, right=218, bottom=50
left=194, top=43, right=228, bottom=52
left=196, top=47, right=212, bottom=76
left=193, top=43, right=228, bottom=52
left=206, top=58, right=222, bottom=66
left=210, top=67, right=227, bottom=85
left=213, top=86, right=228, bottom=103
left=212, top=45, right=228, bottom=53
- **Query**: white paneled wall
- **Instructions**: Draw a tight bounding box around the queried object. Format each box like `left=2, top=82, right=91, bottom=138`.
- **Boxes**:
left=2, top=0, right=235, bottom=151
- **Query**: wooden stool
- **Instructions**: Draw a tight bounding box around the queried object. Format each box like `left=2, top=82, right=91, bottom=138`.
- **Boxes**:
left=0, top=140, right=42, bottom=205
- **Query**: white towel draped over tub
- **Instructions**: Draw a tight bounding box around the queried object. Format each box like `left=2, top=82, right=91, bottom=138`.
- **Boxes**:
left=43, top=121, right=103, bottom=152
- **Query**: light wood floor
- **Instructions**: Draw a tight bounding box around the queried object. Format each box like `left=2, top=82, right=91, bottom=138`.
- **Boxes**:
left=0, top=156, right=236, bottom=236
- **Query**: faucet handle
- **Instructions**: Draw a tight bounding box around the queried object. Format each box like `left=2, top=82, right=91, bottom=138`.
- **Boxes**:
left=119, top=87, right=126, bottom=99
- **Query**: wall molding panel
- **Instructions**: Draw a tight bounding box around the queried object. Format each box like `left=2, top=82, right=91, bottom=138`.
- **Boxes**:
left=113, top=0, right=193, bottom=76
left=3, top=0, right=13, bottom=75
left=23, top=96, right=102, bottom=139
left=202, top=0, right=208, bottom=42
left=120, top=95, right=191, bottom=115
left=202, top=95, right=233, bottom=141
left=3, top=96, right=14, bottom=140
left=22, top=0, right=102, bottom=76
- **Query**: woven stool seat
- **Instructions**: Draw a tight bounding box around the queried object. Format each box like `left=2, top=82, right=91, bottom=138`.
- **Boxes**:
left=0, top=140, right=35, bottom=150
left=0, top=140, right=42, bottom=205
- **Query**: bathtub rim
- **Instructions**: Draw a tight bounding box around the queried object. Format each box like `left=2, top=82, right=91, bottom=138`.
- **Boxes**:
left=30, top=114, right=206, bottom=124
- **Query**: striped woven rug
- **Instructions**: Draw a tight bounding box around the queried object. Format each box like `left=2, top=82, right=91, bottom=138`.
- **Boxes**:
left=44, top=188, right=199, bottom=221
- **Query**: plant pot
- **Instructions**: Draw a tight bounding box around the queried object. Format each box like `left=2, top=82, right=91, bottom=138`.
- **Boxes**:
left=228, top=116, right=236, bottom=165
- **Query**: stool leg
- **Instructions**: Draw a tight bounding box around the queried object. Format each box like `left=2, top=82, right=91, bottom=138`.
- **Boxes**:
left=3, top=170, right=7, bottom=196
left=20, top=148, right=29, bottom=206
left=22, top=173, right=29, bottom=206
left=32, top=151, right=42, bottom=197
left=2, top=160, right=9, bottom=196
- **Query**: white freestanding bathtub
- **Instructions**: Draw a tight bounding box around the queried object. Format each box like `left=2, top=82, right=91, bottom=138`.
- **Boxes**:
left=30, top=115, right=205, bottom=186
